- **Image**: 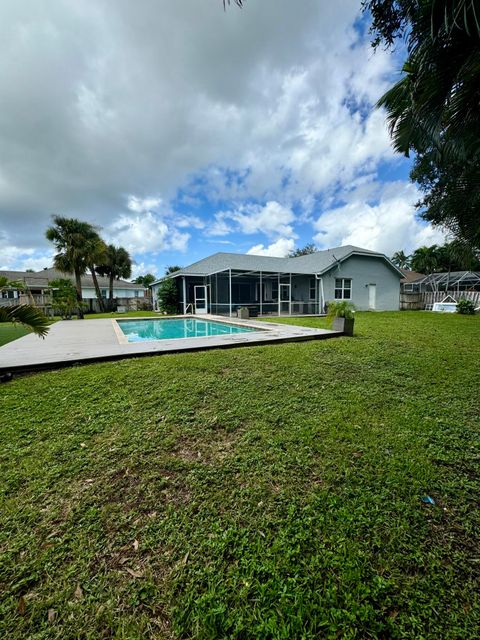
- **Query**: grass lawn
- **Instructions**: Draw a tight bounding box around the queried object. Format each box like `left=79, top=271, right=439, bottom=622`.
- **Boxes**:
left=1, top=312, right=479, bottom=639
left=0, top=323, right=31, bottom=347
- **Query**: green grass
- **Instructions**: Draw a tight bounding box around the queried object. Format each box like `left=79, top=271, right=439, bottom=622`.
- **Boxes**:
left=0, top=323, right=31, bottom=347
left=1, top=312, right=479, bottom=639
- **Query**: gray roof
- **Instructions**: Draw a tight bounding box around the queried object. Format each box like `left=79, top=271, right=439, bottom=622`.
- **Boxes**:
left=0, top=268, right=145, bottom=290
left=154, top=245, right=402, bottom=283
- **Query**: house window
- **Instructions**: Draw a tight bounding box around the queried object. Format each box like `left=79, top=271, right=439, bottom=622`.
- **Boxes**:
left=334, top=278, right=352, bottom=299
left=101, top=289, right=108, bottom=298
left=309, top=278, right=316, bottom=300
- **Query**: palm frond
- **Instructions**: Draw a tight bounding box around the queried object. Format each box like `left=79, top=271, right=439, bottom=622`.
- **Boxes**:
left=0, top=305, right=50, bottom=337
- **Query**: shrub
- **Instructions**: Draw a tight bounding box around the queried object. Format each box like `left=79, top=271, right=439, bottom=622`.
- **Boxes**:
left=326, top=300, right=355, bottom=320
left=158, top=278, right=179, bottom=314
left=456, top=298, right=475, bottom=315
left=49, top=278, right=80, bottom=319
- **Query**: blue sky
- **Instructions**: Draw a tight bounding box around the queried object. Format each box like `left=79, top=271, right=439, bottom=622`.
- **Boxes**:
left=0, top=0, right=445, bottom=279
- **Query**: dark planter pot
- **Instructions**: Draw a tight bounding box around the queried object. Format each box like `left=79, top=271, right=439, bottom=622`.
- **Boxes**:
left=332, top=316, right=355, bottom=336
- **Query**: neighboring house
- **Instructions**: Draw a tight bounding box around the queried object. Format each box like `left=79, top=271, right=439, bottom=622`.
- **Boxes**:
left=400, top=269, right=426, bottom=292
left=151, top=245, right=403, bottom=316
left=0, top=268, right=148, bottom=312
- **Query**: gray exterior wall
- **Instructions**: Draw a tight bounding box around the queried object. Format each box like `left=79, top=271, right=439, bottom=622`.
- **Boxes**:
left=322, top=255, right=400, bottom=311
left=151, top=254, right=401, bottom=313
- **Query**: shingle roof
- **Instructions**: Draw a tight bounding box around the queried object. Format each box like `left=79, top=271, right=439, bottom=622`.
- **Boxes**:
left=0, top=268, right=145, bottom=290
left=400, top=269, right=426, bottom=283
left=154, top=245, right=402, bottom=282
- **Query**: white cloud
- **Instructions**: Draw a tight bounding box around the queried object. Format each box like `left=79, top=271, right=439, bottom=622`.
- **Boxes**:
left=127, top=196, right=163, bottom=213
left=207, top=201, right=296, bottom=239
left=130, top=261, right=160, bottom=280
left=0, top=243, right=54, bottom=271
left=174, top=214, right=205, bottom=229
left=107, top=211, right=190, bottom=255
left=205, top=213, right=233, bottom=237
left=0, top=0, right=399, bottom=256
left=0, top=1, right=441, bottom=265
left=247, top=238, right=295, bottom=257
left=232, top=201, right=296, bottom=237
left=313, top=182, right=447, bottom=256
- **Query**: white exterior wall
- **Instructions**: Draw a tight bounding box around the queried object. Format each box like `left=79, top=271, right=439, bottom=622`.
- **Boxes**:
left=81, top=287, right=145, bottom=300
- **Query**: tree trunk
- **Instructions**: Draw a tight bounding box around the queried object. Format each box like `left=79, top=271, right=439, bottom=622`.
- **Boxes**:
left=74, top=269, right=84, bottom=319
left=90, top=266, right=106, bottom=312
left=109, top=273, right=115, bottom=311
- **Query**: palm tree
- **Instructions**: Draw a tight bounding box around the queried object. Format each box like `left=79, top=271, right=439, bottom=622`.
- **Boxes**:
left=134, top=273, right=156, bottom=287
left=96, top=245, right=132, bottom=311
left=364, top=0, right=480, bottom=247
left=84, top=236, right=108, bottom=313
left=410, top=246, right=439, bottom=274
left=165, top=265, right=182, bottom=275
left=0, top=305, right=50, bottom=337
left=46, top=216, right=105, bottom=319
left=391, top=250, right=411, bottom=269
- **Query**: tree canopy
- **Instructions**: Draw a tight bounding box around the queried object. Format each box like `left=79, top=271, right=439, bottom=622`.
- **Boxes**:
left=288, top=244, right=317, bottom=258
left=46, top=216, right=104, bottom=318
left=165, top=265, right=182, bottom=275
left=363, top=0, right=480, bottom=248
left=96, top=245, right=133, bottom=310
left=391, top=250, right=411, bottom=269
left=133, top=273, right=157, bottom=288
left=393, top=240, right=480, bottom=274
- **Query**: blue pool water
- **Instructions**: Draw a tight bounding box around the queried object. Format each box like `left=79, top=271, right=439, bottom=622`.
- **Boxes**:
left=117, top=318, right=258, bottom=342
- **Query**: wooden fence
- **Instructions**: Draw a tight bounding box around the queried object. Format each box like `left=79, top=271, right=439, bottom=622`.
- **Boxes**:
left=400, top=290, right=480, bottom=310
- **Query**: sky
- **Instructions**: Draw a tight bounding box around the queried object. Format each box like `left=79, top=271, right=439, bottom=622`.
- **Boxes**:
left=0, top=0, right=446, bottom=279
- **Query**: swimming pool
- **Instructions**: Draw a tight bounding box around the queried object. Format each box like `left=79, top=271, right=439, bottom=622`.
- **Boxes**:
left=116, top=317, right=258, bottom=343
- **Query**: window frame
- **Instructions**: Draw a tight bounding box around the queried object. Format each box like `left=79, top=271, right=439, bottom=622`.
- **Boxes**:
left=334, top=278, right=352, bottom=300
left=309, top=277, right=316, bottom=301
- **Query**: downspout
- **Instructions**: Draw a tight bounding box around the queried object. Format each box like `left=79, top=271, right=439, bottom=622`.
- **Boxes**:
left=182, top=276, right=187, bottom=315
left=259, top=271, right=262, bottom=316
left=315, top=274, right=325, bottom=314
left=289, top=272, right=292, bottom=315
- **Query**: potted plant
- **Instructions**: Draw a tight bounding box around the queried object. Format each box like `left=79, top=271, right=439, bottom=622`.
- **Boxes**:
left=327, top=301, right=355, bottom=336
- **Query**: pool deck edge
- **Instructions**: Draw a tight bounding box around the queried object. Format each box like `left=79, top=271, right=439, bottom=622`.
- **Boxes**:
left=0, top=315, right=342, bottom=376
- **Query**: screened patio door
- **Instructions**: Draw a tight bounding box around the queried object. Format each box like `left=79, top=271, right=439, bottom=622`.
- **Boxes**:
left=279, top=283, right=291, bottom=315
left=194, top=285, right=208, bottom=315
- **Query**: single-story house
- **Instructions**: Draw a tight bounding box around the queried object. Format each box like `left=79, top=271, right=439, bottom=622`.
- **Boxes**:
left=0, top=268, right=148, bottom=313
left=151, top=245, right=404, bottom=316
left=400, top=269, right=426, bottom=292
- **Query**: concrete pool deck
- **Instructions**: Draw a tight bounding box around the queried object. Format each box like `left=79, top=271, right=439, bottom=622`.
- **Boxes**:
left=0, top=315, right=341, bottom=375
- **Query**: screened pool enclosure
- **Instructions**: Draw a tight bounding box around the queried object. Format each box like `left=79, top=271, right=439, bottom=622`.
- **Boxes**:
left=172, top=269, right=324, bottom=317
